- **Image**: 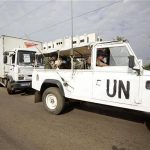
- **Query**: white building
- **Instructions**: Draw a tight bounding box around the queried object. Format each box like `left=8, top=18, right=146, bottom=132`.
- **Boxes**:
left=42, top=33, right=102, bottom=53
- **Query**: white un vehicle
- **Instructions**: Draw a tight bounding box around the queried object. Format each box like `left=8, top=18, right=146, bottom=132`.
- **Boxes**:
left=32, top=41, right=150, bottom=118
left=0, top=35, right=43, bottom=94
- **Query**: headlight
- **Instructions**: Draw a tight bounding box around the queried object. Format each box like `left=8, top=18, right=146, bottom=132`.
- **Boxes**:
left=18, top=74, right=24, bottom=80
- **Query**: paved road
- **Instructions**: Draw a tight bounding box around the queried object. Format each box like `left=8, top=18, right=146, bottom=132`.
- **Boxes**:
left=0, top=87, right=150, bottom=150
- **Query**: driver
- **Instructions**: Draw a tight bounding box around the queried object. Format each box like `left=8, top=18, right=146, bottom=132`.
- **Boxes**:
left=96, top=50, right=108, bottom=67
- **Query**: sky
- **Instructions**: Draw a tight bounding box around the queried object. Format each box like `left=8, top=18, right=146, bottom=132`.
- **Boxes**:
left=0, top=0, right=150, bottom=64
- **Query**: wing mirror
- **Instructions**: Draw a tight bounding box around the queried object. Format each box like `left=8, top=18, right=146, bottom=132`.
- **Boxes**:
left=3, top=52, right=9, bottom=64
left=3, top=55, right=7, bottom=64
left=129, top=55, right=142, bottom=75
left=3, top=52, right=9, bottom=55
left=128, top=55, right=135, bottom=68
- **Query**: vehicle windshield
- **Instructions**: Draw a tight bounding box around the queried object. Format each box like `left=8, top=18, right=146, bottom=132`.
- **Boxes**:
left=17, top=50, right=35, bottom=66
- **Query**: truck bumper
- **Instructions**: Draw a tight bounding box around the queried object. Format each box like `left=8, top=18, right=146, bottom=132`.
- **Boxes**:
left=11, top=81, right=32, bottom=90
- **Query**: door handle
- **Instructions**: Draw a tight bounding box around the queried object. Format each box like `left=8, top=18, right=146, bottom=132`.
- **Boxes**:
left=96, top=80, right=101, bottom=86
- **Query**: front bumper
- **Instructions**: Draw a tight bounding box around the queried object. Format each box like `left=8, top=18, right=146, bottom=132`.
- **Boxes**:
left=11, top=81, right=32, bottom=90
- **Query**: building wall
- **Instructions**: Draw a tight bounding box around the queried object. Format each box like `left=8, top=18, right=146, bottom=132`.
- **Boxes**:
left=42, top=33, right=101, bottom=53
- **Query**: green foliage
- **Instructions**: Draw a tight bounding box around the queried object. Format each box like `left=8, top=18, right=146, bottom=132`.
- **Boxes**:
left=114, top=36, right=127, bottom=42
left=144, top=64, right=150, bottom=70
left=44, top=57, right=51, bottom=69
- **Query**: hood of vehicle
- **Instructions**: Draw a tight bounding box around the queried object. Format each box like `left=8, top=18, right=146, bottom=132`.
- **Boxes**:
left=19, top=66, right=33, bottom=75
left=143, top=69, right=150, bottom=76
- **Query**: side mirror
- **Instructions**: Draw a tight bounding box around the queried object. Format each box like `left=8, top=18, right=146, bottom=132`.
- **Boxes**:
left=3, top=55, right=7, bottom=64
left=3, top=52, right=9, bottom=55
left=128, top=55, right=135, bottom=68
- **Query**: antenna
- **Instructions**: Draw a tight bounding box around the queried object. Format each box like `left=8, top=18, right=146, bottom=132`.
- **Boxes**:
left=70, top=0, right=74, bottom=69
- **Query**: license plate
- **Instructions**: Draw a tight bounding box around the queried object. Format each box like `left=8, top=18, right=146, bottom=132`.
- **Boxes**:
left=21, top=83, right=30, bottom=87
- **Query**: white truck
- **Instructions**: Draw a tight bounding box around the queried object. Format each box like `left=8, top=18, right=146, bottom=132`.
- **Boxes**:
left=32, top=41, right=150, bottom=118
left=0, top=35, right=43, bottom=94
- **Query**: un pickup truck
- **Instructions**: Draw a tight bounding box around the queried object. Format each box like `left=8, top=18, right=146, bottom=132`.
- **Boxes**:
left=32, top=41, right=150, bottom=117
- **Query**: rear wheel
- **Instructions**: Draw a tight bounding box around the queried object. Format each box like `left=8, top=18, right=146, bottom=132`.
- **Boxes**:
left=42, top=87, right=65, bottom=115
left=7, top=81, right=15, bottom=95
left=145, top=117, right=150, bottom=131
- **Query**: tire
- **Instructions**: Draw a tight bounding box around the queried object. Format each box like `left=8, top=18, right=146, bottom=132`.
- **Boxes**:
left=145, top=118, right=150, bottom=131
left=42, top=87, right=65, bottom=115
left=7, top=81, right=15, bottom=95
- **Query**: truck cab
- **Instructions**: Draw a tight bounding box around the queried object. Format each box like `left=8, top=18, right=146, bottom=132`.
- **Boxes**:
left=32, top=41, right=150, bottom=115
left=3, top=48, right=40, bottom=94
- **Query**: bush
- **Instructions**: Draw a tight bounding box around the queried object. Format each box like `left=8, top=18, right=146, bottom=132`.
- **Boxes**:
left=144, top=64, right=150, bottom=70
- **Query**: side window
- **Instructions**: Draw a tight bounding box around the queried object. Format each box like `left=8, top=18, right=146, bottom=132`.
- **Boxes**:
left=96, top=48, right=110, bottom=67
left=109, top=46, right=129, bottom=66
left=12, top=54, right=15, bottom=64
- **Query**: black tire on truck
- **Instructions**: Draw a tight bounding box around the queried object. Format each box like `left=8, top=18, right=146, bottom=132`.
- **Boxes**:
left=145, top=117, right=150, bottom=131
left=42, top=87, right=65, bottom=115
left=7, top=81, right=15, bottom=95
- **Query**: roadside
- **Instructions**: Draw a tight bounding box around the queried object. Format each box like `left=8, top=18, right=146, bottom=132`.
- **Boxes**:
left=0, top=87, right=150, bottom=150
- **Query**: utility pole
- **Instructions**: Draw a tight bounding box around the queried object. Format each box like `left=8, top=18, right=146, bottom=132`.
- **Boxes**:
left=70, top=0, right=74, bottom=69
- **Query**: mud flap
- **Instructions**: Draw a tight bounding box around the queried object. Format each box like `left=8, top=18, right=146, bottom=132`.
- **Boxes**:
left=35, top=91, right=42, bottom=103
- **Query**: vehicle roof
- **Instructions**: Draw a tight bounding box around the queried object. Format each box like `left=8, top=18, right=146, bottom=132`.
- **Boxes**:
left=11, top=48, right=37, bottom=52
left=91, top=40, right=126, bottom=46
left=41, top=40, right=127, bottom=57
left=0, top=35, right=42, bottom=43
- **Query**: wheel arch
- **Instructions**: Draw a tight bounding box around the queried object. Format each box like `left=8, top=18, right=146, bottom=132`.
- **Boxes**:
left=35, top=79, right=65, bottom=103
left=6, top=75, right=14, bottom=82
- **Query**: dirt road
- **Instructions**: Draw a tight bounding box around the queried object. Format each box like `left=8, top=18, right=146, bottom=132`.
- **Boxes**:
left=0, top=87, right=150, bottom=150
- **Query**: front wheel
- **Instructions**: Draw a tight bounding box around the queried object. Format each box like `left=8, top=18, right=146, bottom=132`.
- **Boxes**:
left=42, top=87, right=65, bottom=115
left=145, top=118, right=150, bottom=131
left=7, top=81, right=15, bottom=95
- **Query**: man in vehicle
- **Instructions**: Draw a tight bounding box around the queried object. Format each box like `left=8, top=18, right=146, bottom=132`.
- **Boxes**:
left=96, top=49, right=108, bottom=67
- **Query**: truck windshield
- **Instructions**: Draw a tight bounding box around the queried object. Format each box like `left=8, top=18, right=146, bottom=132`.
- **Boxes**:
left=17, top=51, right=35, bottom=66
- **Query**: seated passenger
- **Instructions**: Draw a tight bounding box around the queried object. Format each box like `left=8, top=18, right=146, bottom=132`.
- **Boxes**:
left=96, top=50, right=108, bottom=67
left=59, top=57, right=70, bottom=69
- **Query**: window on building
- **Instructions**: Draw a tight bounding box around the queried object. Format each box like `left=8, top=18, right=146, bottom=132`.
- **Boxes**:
left=73, top=41, right=77, bottom=44
left=80, top=39, right=84, bottom=43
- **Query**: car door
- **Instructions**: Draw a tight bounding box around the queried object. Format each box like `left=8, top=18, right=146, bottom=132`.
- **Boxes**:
left=7, top=54, right=16, bottom=80
left=92, top=45, right=141, bottom=105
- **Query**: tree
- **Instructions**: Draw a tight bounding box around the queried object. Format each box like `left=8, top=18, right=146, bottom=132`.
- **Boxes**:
left=114, top=36, right=127, bottom=42
left=144, top=64, right=150, bottom=70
